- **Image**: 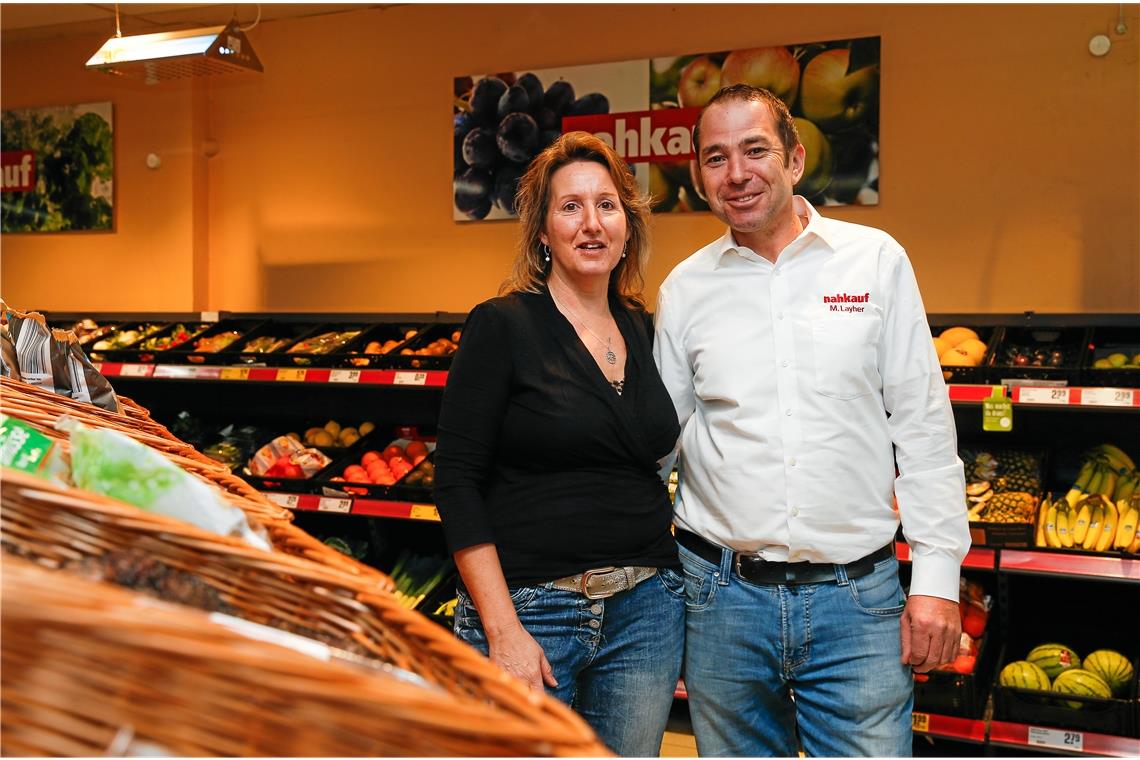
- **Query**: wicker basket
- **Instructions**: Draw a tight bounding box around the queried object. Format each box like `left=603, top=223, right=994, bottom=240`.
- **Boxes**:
left=1, top=556, right=609, bottom=757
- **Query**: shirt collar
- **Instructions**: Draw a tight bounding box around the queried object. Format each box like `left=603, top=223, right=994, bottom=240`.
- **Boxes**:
left=713, top=196, right=838, bottom=267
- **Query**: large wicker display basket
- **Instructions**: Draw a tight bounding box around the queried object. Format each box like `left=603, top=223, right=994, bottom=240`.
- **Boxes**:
left=0, top=557, right=609, bottom=757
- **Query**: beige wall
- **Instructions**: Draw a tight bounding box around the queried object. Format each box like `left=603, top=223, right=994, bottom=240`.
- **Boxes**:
left=3, top=4, right=1138, bottom=314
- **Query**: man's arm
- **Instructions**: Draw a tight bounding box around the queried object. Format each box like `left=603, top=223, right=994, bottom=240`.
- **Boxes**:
left=653, top=285, right=696, bottom=480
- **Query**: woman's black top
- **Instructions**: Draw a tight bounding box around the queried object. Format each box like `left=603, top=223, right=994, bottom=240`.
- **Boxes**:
left=433, top=288, right=681, bottom=587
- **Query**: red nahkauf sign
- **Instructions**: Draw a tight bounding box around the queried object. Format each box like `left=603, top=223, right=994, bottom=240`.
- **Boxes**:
left=562, top=107, right=701, bottom=164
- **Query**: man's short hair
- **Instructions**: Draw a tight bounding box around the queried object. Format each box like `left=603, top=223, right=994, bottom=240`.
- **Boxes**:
left=693, top=84, right=801, bottom=165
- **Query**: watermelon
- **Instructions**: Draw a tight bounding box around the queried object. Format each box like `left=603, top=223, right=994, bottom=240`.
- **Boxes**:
left=999, top=660, right=1051, bottom=691
left=1051, top=668, right=1112, bottom=709
left=1083, top=649, right=1135, bottom=696
left=1027, top=643, right=1081, bottom=680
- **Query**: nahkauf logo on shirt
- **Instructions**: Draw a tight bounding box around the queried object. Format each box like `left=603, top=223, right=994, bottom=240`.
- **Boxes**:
left=823, top=292, right=871, bottom=313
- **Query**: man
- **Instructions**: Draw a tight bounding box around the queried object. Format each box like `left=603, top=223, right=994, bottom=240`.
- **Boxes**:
left=654, top=84, right=970, bottom=757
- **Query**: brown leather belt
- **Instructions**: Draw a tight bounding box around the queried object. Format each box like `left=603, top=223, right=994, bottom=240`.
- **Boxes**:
left=676, top=529, right=894, bottom=585
left=550, top=566, right=658, bottom=600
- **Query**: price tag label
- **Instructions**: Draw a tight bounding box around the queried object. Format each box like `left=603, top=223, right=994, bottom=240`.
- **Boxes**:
left=265, top=493, right=299, bottom=509
left=911, top=713, right=930, bottom=733
left=119, top=363, right=154, bottom=377
left=195, top=367, right=221, bottom=380
left=1019, top=387, right=1070, bottom=405
left=317, top=497, right=352, bottom=514
left=982, top=386, right=1013, bottom=432
left=394, top=371, right=428, bottom=386
left=153, top=365, right=195, bottom=379
left=1028, top=726, right=1083, bottom=752
left=329, top=369, right=361, bottom=384
left=220, top=367, right=251, bottom=381
left=410, top=504, right=440, bottom=522
left=275, top=368, right=308, bottom=382
left=200, top=311, right=220, bottom=323
left=1082, top=387, right=1134, bottom=407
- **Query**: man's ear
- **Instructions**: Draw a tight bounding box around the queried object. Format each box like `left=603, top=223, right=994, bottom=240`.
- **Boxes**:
left=789, top=143, right=806, bottom=185
left=689, top=159, right=707, bottom=202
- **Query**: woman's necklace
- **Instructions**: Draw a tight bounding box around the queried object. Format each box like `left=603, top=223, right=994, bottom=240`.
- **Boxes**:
left=549, top=285, right=617, bottom=366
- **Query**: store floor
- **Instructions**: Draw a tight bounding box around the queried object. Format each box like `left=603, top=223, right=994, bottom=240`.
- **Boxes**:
left=659, top=701, right=698, bottom=757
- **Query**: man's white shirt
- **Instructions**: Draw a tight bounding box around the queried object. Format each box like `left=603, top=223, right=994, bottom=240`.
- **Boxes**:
left=654, top=196, right=969, bottom=602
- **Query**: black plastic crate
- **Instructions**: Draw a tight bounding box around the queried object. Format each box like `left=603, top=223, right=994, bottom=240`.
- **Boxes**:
left=1083, top=325, right=1140, bottom=389
left=914, top=629, right=998, bottom=719
left=319, top=433, right=435, bottom=499
left=48, top=318, right=121, bottom=347
left=85, top=321, right=171, bottom=361
left=336, top=322, right=431, bottom=369
left=165, top=319, right=268, bottom=365
left=228, top=322, right=321, bottom=365
left=930, top=323, right=1002, bottom=385
left=278, top=324, right=369, bottom=367
left=993, top=645, right=1136, bottom=737
left=383, top=322, right=464, bottom=370
left=989, top=326, right=1090, bottom=385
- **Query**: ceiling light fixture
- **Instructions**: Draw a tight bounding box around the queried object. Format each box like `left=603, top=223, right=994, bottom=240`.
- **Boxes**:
left=85, top=11, right=263, bottom=83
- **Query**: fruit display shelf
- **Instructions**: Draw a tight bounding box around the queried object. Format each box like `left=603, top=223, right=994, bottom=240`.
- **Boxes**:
left=93, top=362, right=450, bottom=387
left=988, top=720, right=1140, bottom=757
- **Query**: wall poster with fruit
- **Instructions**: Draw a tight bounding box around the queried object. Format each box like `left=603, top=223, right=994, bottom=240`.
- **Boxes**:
left=453, top=37, right=879, bottom=222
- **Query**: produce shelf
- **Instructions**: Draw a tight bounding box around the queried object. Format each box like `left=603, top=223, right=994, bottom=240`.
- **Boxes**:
left=263, top=492, right=440, bottom=522
left=999, top=549, right=1140, bottom=583
left=988, top=720, right=1140, bottom=757
left=947, top=384, right=1139, bottom=409
left=895, top=541, right=997, bottom=571
left=94, top=362, right=449, bottom=387
left=911, top=712, right=986, bottom=744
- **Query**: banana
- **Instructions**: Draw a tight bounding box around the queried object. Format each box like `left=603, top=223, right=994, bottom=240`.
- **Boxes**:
left=1116, top=473, right=1138, bottom=502
left=1072, top=499, right=1093, bottom=545
left=1114, top=505, right=1138, bottom=550
left=1099, top=468, right=1118, bottom=499
left=1128, top=534, right=1140, bottom=554
left=1085, top=465, right=1105, bottom=502
left=1065, top=460, right=1097, bottom=508
left=1093, top=443, right=1136, bottom=473
left=1058, top=504, right=1074, bottom=548
left=1044, top=503, right=1062, bottom=549
left=1096, top=501, right=1120, bottom=552
left=1035, top=495, right=1050, bottom=547
left=1082, top=499, right=1106, bottom=551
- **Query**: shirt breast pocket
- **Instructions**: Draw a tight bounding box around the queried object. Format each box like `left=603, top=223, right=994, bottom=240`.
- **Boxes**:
left=810, top=316, right=880, bottom=400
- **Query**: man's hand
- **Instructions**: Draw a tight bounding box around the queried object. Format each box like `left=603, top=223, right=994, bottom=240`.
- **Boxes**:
left=900, top=594, right=961, bottom=673
left=488, top=621, right=559, bottom=693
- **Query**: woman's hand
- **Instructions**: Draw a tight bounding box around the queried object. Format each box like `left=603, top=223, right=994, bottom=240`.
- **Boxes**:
left=487, top=620, right=559, bottom=692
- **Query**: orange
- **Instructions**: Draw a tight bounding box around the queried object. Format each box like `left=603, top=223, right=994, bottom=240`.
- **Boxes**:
left=957, top=338, right=988, bottom=363
left=940, top=326, right=979, bottom=348
left=940, top=348, right=975, bottom=367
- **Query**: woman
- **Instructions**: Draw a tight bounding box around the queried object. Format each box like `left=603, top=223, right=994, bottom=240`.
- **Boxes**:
left=434, top=131, right=684, bottom=757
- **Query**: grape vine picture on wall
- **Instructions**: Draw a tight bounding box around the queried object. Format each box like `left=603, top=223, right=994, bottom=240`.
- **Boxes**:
left=452, top=37, right=880, bottom=222
left=1, top=102, right=114, bottom=233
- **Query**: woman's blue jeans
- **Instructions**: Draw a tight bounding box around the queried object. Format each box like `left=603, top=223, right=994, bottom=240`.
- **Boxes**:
left=455, top=568, right=686, bottom=757
left=680, top=542, right=913, bottom=757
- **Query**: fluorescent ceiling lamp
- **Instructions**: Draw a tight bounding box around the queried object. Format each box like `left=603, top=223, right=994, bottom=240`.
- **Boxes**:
left=86, top=20, right=262, bottom=82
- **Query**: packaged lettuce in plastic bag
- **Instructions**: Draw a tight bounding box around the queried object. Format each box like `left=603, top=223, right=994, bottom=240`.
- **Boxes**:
left=63, top=418, right=270, bottom=551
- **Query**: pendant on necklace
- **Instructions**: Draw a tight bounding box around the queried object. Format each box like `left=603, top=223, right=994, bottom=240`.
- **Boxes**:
left=605, top=349, right=617, bottom=365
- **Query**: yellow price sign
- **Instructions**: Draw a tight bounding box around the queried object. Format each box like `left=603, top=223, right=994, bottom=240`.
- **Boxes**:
left=275, top=368, right=307, bottom=382
left=410, top=504, right=440, bottom=522
left=911, top=713, right=930, bottom=733
left=220, top=367, right=251, bottom=381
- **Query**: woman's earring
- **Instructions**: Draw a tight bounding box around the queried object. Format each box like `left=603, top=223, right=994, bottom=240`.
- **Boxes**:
left=540, top=243, right=551, bottom=263
left=621, top=244, right=627, bottom=259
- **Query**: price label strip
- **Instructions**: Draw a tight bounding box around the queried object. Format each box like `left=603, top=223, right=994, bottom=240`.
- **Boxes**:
left=410, top=504, right=440, bottom=522
left=1028, top=726, right=1083, bottom=752
left=1018, top=386, right=1070, bottom=405
left=265, top=493, right=299, bottom=509
left=329, top=369, right=361, bottom=384
left=394, top=371, right=428, bottom=386
left=220, top=367, right=251, bottom=381
left=911, top=713, right=930, bottom=733
left=982, top=386, right=1013, bottom=432
left=1082, top=387, right=1135, bottom=407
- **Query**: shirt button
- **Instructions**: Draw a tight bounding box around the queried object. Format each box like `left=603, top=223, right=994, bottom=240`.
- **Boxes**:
left=781, top=360, right=789, bottom=368
left=590, top=604, right=602, bottom=615
left=774, top=270, right=782, bottom=277
left=785, top=409, right=793, bottom=416
left=777, top=312, right=785, bottom=320
left=588, top=619, right=601, bottom=629
left=791, top=507, right=800, bottom=517
left=789, top=458, right=797, bottom=467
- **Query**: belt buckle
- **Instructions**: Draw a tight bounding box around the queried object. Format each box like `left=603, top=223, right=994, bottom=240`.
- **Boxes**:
left=580, top=566, right=619, bottom=600
left=733, top=552, right=762, bottom=580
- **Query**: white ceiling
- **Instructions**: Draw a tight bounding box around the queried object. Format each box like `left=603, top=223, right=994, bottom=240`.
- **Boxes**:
left=0, top=3, right=381, bottom=42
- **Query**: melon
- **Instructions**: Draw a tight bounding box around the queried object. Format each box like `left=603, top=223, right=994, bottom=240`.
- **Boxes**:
left=1083, top=649, right=1134, bottom=697
left=999, top=660, right=1051, bottom=691
left=1051, top=668, right=1112, bottom=710
left=1027, top=643, right=1081, bottom=680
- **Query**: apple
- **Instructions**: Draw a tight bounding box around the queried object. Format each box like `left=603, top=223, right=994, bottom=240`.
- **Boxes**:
left=648, top=163, right=680, bottom=212
left=720, top=46, right=800, bottom=107
left=792, top=117, right=833, bottom=199
left=800, top=48, right=878, bottom=132
left=677, top=56, right=723, bottom=109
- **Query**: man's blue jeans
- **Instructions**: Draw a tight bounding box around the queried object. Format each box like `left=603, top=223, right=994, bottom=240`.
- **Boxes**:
left=455, top=568, right=686, bottom=757
left=680, top=542, right=913, bottom=757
